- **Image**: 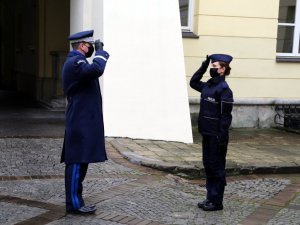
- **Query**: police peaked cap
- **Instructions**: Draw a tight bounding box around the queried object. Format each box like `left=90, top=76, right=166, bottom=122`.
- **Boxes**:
left=68, top=30, right=94, bottom=44
left=210, top=54, right=233, bottom=64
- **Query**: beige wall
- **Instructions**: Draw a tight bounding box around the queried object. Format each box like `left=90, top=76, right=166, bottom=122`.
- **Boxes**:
left=184, top=0, right=300, bottom=99
left=38, top=0, right=70, bottom=78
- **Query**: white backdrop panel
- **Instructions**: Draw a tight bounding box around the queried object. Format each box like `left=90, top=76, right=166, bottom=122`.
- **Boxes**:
left=102, top=0, right=193, bottom=143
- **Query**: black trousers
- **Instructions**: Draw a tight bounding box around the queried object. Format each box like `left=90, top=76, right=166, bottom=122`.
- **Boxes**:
left=65, top=163, right=88, bottom=210
left=202, top=135, right=228, bottom=205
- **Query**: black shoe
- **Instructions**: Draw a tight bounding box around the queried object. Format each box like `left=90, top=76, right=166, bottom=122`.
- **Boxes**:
left=197, top=199, right=209, bottom=209
left=202, top=202, right=223, bottom=211
left=67, top=206, right=97, bottom=215
left=85, top=204, right=96, bottom=209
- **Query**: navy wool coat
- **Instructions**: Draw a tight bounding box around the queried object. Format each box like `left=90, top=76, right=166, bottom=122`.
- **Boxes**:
left=190, top=62, right=234, bottom=141
left=61, top=49, right=109, bottom=164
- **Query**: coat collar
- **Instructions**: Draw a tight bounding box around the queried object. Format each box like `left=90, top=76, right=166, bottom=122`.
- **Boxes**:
left=67, top=50, right=85, bottom=58
left=207, top=75, right=225, bottom=86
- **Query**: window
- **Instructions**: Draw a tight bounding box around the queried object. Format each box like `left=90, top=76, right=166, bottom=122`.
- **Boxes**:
left=277, top=0, right=300, bottom=57
left=179, top=0, right=194, bottom=32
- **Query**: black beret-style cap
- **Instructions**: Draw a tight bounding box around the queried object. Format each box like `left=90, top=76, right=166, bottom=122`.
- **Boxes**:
left=210, top=54, right=233, bottom=64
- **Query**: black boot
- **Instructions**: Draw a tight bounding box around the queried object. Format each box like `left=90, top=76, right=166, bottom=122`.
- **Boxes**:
left=197, top=199, right=209, bottom=209
left=202, top=202, right=223, bottom=211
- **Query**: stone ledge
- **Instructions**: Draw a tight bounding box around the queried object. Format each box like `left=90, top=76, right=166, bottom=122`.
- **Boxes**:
left=189, top=97, right=300, bottom=105
left=110, top=138, right=300, bottom=179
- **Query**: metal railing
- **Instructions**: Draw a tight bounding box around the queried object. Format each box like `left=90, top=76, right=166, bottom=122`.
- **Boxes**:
left=275, top=105, right=300, bottom=129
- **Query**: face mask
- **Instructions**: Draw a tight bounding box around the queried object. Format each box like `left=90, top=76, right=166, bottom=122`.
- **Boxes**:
left=85, top=45, right=94, bottom=58
left=209, top=68, right=220, bottom=78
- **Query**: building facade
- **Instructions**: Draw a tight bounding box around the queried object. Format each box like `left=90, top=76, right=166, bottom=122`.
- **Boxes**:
left=0, top=0, right=299, bottom=140
left=0, top=0, right=193, bottom=142
left=180, top=0, right=300, bottom=128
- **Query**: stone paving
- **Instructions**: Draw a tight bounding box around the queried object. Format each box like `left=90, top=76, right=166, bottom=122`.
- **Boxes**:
left=0, top=137, right=300, bottom=225
left=1, top=93, right=300, bottom=224
left=0, top=202, right=47, bottom=225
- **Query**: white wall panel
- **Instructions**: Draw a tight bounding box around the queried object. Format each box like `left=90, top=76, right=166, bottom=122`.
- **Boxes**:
left=101, top=0, right=193, bottom=143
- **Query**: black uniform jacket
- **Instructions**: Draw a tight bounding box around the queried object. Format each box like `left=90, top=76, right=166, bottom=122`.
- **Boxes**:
left=190, top=64, right=234, bottom=141
left=61, top=50, right=109, bottom=164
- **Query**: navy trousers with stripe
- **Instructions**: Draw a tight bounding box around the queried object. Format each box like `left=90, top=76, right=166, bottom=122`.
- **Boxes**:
left=202, top=135, right=228, bottom=205
left=65, top=163, right=88, bottom=210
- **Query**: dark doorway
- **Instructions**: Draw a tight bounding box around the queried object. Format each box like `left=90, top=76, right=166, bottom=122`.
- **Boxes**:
left=0, top=0, right=69, bottom=137
left=0, top=0, right=69, bottom=109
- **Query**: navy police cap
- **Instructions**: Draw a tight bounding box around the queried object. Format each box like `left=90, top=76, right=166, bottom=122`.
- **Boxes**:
left=210, top=54, right=233, bottom=64
left=68, top=30, right=94, bottom=44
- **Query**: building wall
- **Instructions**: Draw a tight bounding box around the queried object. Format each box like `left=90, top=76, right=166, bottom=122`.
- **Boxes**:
left=184, top=0, right=300, bottom=127
left=36, top=0, right=69, bottom=100
left=184, top=0, right=300, bottom=99
left=43, top=0, right=70, bottom=78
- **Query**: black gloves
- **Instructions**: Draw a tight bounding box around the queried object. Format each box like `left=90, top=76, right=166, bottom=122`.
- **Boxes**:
left=94, top=39, right=104, bottom=51
left=202, top=55, right=211, bottom=69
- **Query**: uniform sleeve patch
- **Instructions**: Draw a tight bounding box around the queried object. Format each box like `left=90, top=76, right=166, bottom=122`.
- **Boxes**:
left=76, top=59, right=86, bottom=64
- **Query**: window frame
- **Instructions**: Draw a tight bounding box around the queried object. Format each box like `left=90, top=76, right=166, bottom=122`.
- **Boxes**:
left=277, top=0, right=300, bottom=57
left=180, top=0, right=195, bottom=33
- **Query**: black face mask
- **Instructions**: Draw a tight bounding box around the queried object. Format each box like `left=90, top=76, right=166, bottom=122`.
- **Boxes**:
left=85, top=45, right=94, bottom=58
left=209, top=68, right=220, bottom=78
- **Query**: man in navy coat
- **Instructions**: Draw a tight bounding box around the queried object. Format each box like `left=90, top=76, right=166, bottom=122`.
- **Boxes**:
left=61, top=30, right=109, bottom=214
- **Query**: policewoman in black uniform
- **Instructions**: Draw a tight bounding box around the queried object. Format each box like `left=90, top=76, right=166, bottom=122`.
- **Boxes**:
left=190, top=54, right=233, bottom=211
left=61, top=30, right=109, bottom=214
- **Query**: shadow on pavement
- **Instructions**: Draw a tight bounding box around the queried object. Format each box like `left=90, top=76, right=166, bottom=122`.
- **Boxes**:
left=0, top=90, right=65, bottom=138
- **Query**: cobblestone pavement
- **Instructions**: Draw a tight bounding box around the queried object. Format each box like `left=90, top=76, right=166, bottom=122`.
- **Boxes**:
left=1, top=137, right=300, bottom=225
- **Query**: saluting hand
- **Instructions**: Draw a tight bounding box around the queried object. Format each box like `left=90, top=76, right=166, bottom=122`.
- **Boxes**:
left=94, top=39, right=104, bottom=51
left=202, top=55, right=210, bottom=68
